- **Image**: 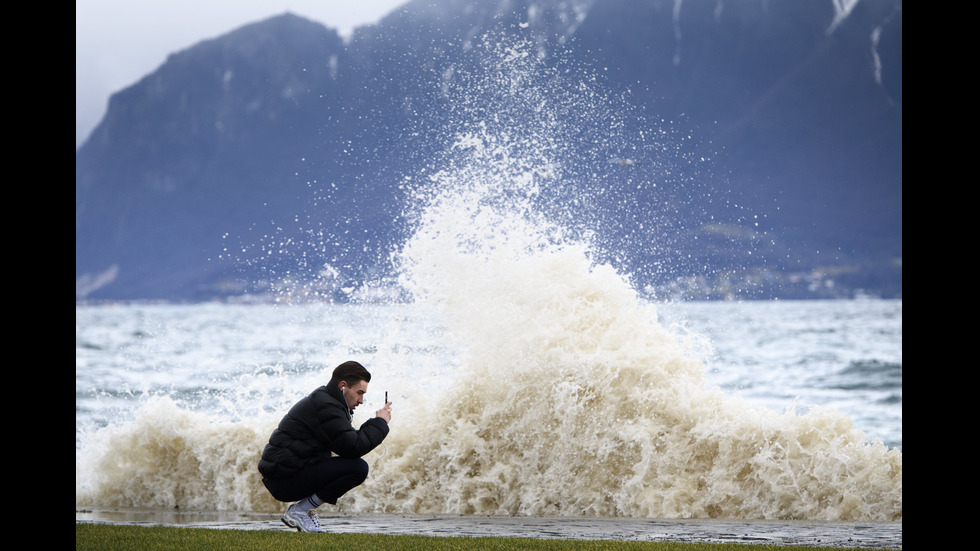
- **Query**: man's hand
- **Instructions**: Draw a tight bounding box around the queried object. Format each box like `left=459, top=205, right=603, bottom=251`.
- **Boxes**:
left=376, top=401, right=392, bottom=422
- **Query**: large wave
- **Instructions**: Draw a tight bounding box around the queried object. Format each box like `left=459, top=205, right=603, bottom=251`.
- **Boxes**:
left=350, top=36, right=901, bottom=521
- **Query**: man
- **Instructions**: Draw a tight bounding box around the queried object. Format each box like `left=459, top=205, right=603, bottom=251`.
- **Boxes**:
left=258, top=360, right=392, bottom=533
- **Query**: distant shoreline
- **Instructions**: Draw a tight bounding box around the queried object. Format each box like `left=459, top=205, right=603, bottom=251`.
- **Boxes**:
left=75, top=295, right=903, bottom=307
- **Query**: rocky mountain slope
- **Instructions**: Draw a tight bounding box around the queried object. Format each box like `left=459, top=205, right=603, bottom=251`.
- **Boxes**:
left=76, top=0, right=902, bottom=301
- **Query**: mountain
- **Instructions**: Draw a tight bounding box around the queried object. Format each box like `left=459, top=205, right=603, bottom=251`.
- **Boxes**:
left=75, top=0, right=902, bottom=302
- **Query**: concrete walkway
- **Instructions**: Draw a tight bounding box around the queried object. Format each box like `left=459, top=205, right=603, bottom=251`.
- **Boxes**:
left=76, top=510, right=901, bottom=549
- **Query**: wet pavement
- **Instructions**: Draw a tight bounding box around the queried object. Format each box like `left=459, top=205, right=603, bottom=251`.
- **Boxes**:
left=76, top=509, right=901, bottom=549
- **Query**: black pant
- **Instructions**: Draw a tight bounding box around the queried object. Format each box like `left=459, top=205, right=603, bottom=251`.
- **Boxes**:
left=263, top=457, right=369, bottom=505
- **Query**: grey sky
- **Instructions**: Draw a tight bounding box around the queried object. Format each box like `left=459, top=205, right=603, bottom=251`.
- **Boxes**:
left=76, top=1, right=407, bottom=147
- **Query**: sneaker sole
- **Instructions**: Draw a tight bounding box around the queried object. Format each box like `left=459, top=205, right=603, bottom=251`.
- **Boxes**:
left=281, top=516, right=301, bottom=531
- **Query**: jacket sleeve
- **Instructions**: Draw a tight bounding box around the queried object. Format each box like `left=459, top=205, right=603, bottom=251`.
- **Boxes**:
left=307, top=392, right=389, bottom=458
left=327, top=416, right=390, bottom=458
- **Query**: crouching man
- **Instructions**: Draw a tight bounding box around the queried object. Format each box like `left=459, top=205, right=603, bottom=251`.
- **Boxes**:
left=258, top=361, right=391, bottom=532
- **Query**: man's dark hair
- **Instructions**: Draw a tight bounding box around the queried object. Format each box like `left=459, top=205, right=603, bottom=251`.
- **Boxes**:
left=330, top=361, right=372, bottom=387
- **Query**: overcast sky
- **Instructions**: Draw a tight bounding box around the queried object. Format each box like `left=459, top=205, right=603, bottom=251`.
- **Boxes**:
left=76, top=1, right=409, bottom=147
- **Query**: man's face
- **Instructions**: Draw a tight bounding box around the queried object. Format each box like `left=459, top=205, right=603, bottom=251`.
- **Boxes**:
left=341, top=380, right=369, bottom=410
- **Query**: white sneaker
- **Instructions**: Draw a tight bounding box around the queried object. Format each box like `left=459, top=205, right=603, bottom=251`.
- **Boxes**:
left=281, top=503, right=326, bottom=533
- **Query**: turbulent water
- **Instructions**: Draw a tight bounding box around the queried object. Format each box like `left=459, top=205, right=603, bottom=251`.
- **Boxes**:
left=75, top=35, right=901, bottom=522
left=74, top=298, right=901, bottom=521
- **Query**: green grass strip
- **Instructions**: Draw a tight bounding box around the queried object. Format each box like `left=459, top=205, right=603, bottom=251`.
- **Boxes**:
left=75, top=523, right=877, bottom=551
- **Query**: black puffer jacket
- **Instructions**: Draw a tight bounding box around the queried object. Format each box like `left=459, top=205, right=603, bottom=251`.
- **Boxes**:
left=258, top=383, right=389, bottom=479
